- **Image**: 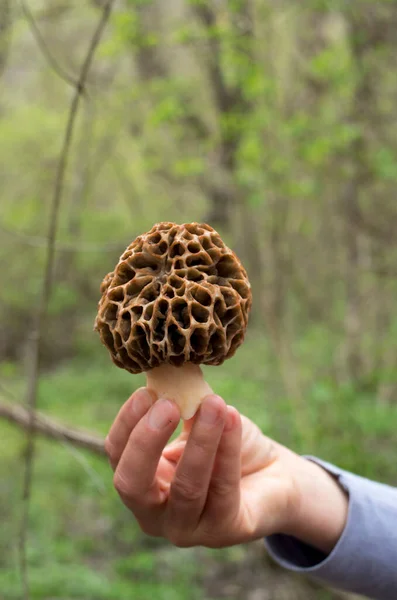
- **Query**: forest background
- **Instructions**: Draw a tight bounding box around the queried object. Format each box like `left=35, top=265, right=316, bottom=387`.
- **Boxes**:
left=1, top=1, right=397, bottom=599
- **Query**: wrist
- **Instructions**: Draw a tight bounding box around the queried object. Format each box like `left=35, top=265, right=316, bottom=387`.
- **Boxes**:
left=284, top=456, right=349, bottom=554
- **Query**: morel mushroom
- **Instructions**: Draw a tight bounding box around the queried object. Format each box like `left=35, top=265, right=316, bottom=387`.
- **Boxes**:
left=95, top=222, right=252, bottom=419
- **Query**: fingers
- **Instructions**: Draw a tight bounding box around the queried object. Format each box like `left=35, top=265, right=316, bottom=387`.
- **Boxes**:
left=162, top=439, right=186, bottom=465
left=180, top=413, right=197, bottom=435
left=107, top=390, right=243, bottom=548
left=204, top=406, right=242, bottom=525
left=113, top=398, right=180, bottom=510
left=105, top=388, right=155, bottom=470
left=165, top=395, right=227, bottom=543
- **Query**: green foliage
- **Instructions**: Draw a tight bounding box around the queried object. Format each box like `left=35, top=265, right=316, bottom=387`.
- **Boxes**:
left=2, top=1, right=397, bottom=598
left=0, top=563, right=198, bottom=600
left=371, top=146, right=397, bottom=181
left=2, top=331, right=397, bottom=598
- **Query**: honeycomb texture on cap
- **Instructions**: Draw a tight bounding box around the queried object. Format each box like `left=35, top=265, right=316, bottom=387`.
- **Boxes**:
left=95, top=222, right=252, bottom=374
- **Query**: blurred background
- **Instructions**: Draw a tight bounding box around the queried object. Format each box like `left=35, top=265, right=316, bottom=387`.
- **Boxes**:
left=1, top=0, right=397, bottom=599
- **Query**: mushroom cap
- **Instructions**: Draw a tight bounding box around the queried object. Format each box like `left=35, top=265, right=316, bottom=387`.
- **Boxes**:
left=95, top=222, right=252, bottom=374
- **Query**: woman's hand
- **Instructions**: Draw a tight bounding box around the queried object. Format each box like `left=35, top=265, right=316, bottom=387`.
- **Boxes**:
left=105, top=389, right=348, bottom=551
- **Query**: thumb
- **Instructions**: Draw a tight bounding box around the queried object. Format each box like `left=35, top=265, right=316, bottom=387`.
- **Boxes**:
left=163, top=439, right=186, bottom=463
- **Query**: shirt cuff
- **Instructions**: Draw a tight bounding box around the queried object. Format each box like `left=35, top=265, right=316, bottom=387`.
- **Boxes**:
left=265, top=456, right=397, bottom=599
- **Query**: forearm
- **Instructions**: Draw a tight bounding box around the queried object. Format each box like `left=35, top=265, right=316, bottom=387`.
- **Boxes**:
left=285, top=456, right=349, bottom=554
left=266, top=457, right=397, bottom=599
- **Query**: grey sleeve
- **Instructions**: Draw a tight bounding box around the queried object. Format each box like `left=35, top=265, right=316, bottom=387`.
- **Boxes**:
left=265, top=457, right=397, bottom=600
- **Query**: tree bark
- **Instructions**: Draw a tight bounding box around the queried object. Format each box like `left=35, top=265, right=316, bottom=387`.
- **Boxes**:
left=0, top=0, right=11, bottom=79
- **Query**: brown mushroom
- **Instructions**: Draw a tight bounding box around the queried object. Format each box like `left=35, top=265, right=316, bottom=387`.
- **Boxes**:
left=95, top=222, right=252, bottom=419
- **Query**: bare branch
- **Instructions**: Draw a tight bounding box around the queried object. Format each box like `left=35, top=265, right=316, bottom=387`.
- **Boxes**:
left=19, top=1, right=115, bottom=598
left=0, top=401, right=106, bottom=456
left=20, top=0, right=81, bottom=91
left=0, top=221, right=128, bottom=252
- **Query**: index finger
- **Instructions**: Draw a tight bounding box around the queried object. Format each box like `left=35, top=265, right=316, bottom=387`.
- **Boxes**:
left=113, top=398, right=180, bottom=509
left=165, top=395, right=227, bottom=535
left=105, top=388, right=156, bottom=470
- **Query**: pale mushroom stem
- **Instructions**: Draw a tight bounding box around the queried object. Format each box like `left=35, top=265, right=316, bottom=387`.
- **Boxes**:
left=145, top=363, right=214, bottom=420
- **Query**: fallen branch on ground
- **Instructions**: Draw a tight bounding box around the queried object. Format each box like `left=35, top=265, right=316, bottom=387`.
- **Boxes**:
left=0, top=400, right=106, bottom=456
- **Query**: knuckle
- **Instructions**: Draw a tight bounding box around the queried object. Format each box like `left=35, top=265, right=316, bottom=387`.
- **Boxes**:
left=167, top=530, right=192, bottom=548
left=139, top=520, right=162, bottom=538
left=210, top=478, right=233, bottom=498
left=171, top=474, right=203, bottom=503
left=133, top=438, right=150, bottom=459
left=113, top=471, right=132, bottom=498
left=200, top=532, right=221, bottom=549
left=189, top=436, right=213, bottom=458
left=118, top=412, right=132, bottom=433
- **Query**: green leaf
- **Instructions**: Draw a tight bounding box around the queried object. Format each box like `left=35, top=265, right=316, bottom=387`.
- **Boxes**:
left=372, top=146, right=397, bottom=181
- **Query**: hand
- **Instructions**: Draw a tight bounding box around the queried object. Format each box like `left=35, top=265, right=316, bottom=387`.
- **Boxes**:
left=105, top=389, right=348, bottom=551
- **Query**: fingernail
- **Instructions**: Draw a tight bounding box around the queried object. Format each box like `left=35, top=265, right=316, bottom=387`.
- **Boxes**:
left=199, top=397, right=222, bottom=425
left=148, top=398, right=175, bottom=430
left=224, top=407, right=236, bottom=432
left=132, top=389, right=154, bottom=418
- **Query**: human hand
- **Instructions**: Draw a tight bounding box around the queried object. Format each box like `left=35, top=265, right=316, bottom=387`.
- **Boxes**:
left=105, top=389, right=348, bottom=551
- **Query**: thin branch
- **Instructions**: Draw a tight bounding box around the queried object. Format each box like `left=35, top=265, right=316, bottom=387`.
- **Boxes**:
left=60, top=437, right=107, bottom=492
left=194, top=4, right=237, bottom=116
left=20, top=0, right=81, bottom=91
left=19, top=1, right=115, bottom=598
left=0, top=0, right=12, bottom=79
left=0, top=221, right=128, bottom=252
left=0, top=401, right=106, bottom=456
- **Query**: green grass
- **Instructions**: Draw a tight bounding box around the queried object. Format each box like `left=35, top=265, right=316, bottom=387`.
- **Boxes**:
left=1, top=330, right=397, bottom=599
